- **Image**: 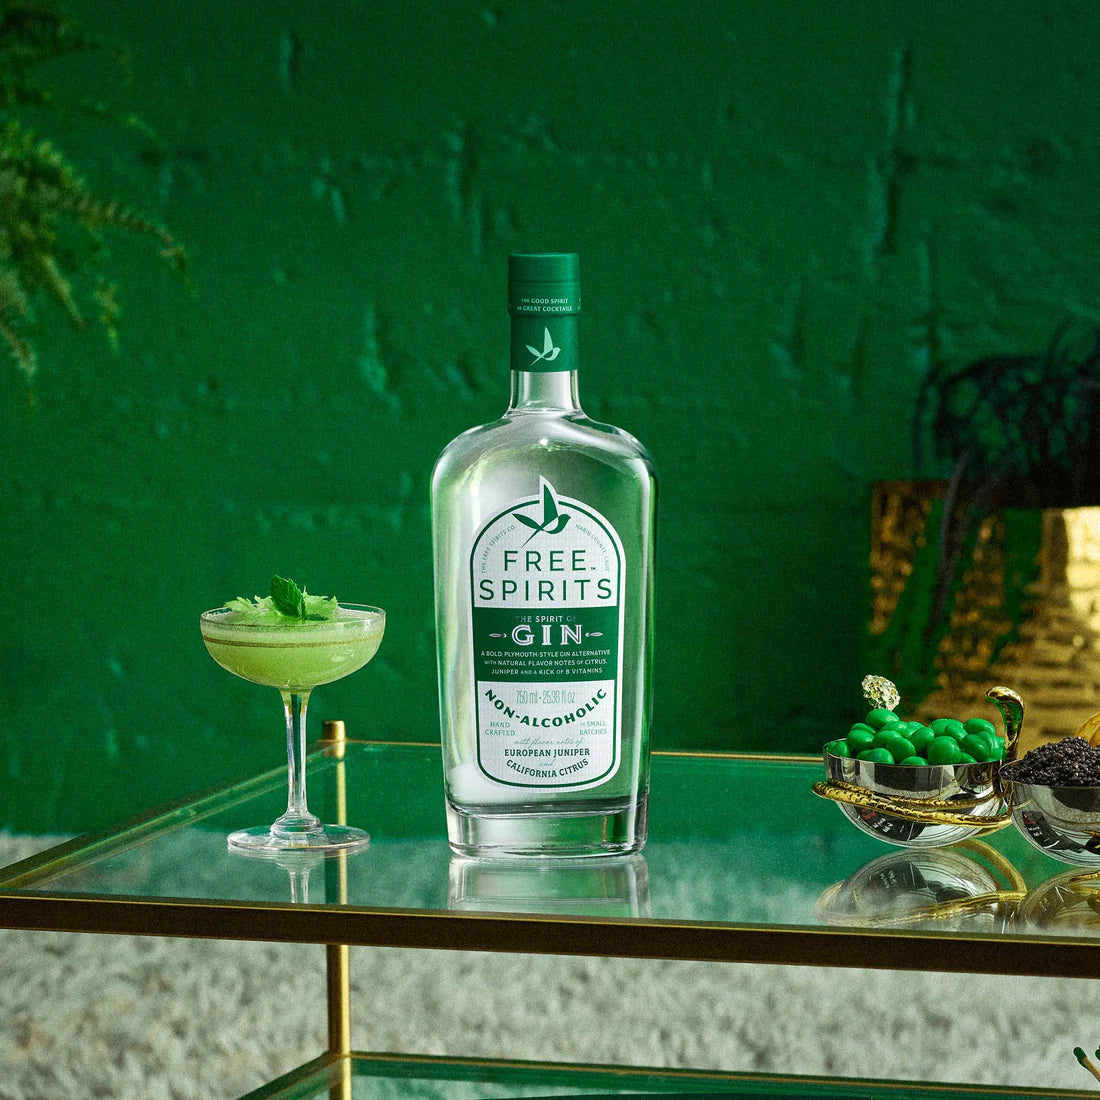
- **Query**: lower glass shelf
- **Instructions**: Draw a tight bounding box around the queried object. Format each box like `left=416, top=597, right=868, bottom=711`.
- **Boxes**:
left=239, top=1052, right=1094, bottom=1099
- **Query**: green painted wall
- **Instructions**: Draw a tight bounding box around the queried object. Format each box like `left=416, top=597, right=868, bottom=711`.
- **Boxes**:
left=2, top=1, right=1097, bottom=832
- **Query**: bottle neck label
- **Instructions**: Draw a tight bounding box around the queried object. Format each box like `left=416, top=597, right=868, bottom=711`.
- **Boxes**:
left=467, top=477, right=624, bottom=789
left=510, top=314, right=579, bottom=374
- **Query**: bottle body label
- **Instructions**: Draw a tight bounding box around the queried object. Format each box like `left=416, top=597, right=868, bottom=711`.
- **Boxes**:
left=469, top=477, right=624, bottom=789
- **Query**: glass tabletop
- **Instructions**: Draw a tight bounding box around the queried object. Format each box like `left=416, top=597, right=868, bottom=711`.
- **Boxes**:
left=239, top=1051, right=1084, bottom=1100
left=1, top=742, right=1096, bottom=977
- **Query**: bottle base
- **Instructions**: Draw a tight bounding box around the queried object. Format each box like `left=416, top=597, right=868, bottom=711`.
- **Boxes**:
left=446, top=797, right=647, bottom=859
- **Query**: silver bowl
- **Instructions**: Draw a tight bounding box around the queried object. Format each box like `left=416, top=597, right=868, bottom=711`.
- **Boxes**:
left=815, top=844, right=1022, bottom=932
left=1001, top=763, right=1100, bottom=866
left=822, top=751, right=1005, bottom=848
left=1017, top=867, right=1100, bottom=933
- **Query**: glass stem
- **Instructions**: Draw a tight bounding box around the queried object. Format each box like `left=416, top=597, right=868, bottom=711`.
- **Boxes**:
left=273, top=689, right=322, bottom=837
left=286, top=864, right=312, bottom=904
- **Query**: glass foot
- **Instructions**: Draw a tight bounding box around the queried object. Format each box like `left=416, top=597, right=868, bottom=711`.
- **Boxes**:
left=227, top=823, right=370, bottom=857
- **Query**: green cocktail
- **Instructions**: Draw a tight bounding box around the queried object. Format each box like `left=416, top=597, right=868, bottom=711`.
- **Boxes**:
left=201, top=606, right=385, bottom=690
left=201, top=584, right=385, bottom=856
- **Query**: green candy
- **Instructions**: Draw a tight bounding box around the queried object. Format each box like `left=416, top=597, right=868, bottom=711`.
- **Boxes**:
left=907, top=727, right=934, bottom=754
left=898, top=720, right=925, bottom=733
left=946, top=722, right=969, bottom=739
left=930, top=718, right=967, bottom=739
left=990, top=736, right=1006, bottom=760
left=964, top=717, right=997, bottom=737
left=926, top=736, right=963, bottom=764
left=846, top=727, right=876, bottom=753
left=873, top=730, right=916, bottom=762
left=825, top=738, right=851, bottom=757
left=857, top=747, right=895, bottom=764
left=865, top=708, right=901, bottom=730
left=960, top=731, right=998, bottom=762
left=898, top=755, right=927, bottom=766
left=957, top=751, right=978, bottom=764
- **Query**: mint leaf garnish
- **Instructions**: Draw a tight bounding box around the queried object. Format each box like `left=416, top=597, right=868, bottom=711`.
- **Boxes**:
left=222, top=579, right=339, bottom=622
left=303, top=592, right=338, bottom=619
left=224, top=595, right=280, bottom=623
left=299, top=594, right=336, bottom=620
left=270, top=576, right=307, bottom=619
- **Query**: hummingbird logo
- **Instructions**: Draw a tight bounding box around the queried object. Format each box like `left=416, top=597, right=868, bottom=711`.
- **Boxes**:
left=516, top=478, right=571, bottom=545
left=526, top=327, right=561, bottom=366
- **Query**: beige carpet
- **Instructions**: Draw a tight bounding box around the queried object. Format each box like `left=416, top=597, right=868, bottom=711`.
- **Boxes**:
left=1, top=834, right=1098, bottom=1099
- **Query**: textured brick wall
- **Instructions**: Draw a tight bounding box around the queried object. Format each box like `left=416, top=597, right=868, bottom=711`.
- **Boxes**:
left=1, top=0, right=1097, bottom=830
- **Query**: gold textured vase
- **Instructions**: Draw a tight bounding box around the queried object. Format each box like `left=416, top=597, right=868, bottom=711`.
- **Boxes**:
left=870, top=481, right=1100, bottom=755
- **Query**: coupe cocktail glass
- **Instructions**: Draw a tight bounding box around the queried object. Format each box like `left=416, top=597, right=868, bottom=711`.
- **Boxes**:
left=200, top=602, right=385, bottom=855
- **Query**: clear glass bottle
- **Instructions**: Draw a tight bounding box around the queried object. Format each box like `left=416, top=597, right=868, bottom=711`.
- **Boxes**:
left=432, top=253, right=657, bottom=857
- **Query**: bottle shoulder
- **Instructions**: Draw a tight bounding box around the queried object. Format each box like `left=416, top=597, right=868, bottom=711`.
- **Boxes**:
left=433, top=410, right=655, bottom=487
left=436, top=410, right=654, bottom=464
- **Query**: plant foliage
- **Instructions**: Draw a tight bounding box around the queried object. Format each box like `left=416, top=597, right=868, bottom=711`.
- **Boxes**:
left=913, top=322, right=1100, bottom=632
left=0, top=0, right=186, bottom=392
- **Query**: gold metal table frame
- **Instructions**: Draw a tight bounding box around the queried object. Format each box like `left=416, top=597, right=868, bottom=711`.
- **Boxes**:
left=1, top=734, right=1098, bottom=1099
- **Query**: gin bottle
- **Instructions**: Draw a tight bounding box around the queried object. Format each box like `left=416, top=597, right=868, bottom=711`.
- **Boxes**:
left=432, top=253, right=657, bottom=857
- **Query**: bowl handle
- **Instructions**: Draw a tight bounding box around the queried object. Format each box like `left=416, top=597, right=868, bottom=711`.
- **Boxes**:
left=986, top=684, right=1024, bottom=761
left=986, top=685, right=1024, bottom=802
left=812, top=779, right=1011, bottom=833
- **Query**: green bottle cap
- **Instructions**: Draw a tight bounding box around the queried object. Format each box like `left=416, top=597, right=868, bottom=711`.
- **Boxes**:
left=508, top=252, right=580, bottom=315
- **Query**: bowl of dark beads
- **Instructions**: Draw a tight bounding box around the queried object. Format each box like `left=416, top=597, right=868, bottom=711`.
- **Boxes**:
left=822, top=709, right=1007, bottom=848
left=1001, top=738, right=1100, bottom=867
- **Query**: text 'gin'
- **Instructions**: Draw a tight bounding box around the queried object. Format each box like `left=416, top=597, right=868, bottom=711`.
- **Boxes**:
left=431, top=253, right=657, bottom=857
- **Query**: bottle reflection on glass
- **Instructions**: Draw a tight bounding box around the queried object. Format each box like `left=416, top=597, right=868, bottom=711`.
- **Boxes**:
left=448, top=853, right=650, bottom=919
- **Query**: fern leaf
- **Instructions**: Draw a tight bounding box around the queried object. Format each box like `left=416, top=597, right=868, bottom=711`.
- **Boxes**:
left=0, top=314, right=36, bottom=382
